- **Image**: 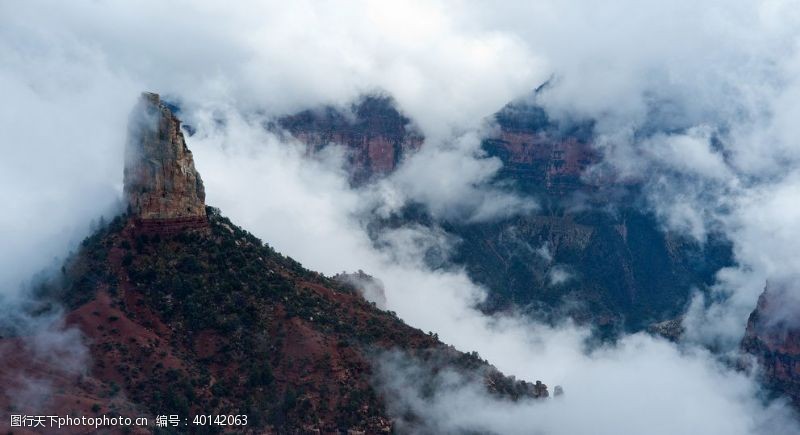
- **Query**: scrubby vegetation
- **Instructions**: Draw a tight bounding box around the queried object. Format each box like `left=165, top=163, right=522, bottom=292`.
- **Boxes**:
left=26, top=207, right=540, bottom=432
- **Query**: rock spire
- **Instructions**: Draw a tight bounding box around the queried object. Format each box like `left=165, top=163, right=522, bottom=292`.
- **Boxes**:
left=123, top=92, right=208, bottom=232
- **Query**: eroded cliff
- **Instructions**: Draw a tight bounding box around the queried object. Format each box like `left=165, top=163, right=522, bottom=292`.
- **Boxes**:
left=123, top=92, right=207, bottom=233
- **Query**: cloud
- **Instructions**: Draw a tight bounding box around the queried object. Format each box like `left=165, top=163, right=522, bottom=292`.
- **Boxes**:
left=0, top=296, right=91, bottom=412
left=755, top=276, right=800, bottom=331
left=334, top=270, right=389, bottom=310
left=3, top=0, right=544, bottom=140
left=373, top=128, right=538, bottom=223
left=0, top=30, right=136, bottom=293
left=547, top=266, right=573, bottom=287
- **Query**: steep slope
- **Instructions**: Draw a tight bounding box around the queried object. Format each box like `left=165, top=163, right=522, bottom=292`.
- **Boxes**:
left=44, top=207, right=543, bottom=433
left=443, top=208, right=731, bottom=331
left=0, top=93, right=545, bottom=434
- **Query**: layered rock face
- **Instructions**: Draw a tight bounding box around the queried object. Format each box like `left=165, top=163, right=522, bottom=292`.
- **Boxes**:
left=483, top=102, right=597, bottom=195
left=124, top=92, right=207, bottom=232
left=742, top=285, right=800, bottom=406
left=278, top=94, right=423, bottom=185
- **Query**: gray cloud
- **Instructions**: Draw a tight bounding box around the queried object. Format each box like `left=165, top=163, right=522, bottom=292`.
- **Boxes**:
left=1, top=0, right=543, bottom=290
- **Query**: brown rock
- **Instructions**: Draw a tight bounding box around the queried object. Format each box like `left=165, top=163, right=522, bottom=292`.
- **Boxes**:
left=483, top=101, right=598, bottom=195
left=278, top=94, right=423, bottom=185
left=123, top=92, right=207, bottom=227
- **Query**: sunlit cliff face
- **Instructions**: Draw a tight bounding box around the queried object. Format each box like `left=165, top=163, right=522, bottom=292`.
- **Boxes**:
left=124, top=93, right=207, bottom=221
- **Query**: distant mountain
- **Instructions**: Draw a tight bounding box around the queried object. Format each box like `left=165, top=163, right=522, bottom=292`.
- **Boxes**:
left=0, top=93, right=546, bottom=434
left=449, top=99, right=733, bottom=331
left=279, top=93, right=733, bottom=333
left=277, top=94, right=423, bottom=185
left=484, top=100, right=596, bottom=196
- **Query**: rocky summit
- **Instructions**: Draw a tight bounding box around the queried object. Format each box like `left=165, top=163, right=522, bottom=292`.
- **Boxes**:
left=0, top=93, right=547, bottom=434
left=483, top=100, right=597, bottom=196
left=124, top=92, right=208, bottom=233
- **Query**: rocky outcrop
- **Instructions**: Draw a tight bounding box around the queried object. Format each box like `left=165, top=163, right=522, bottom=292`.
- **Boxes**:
left=124, top=92, right=207, bottom=232
left=483, top=101, right=597, bottom=195
left=279, top=93, right=595, bottom=193
left=278, top=94, right=423, bottom=185
left=324, top=93, right=731, bottom=331
left=278, top=94, right=595, bottom=193
left=647, top=318, right=685, bottom=342
left=742, top=285, right=800, bottom=407
left=10, top=206, right=548, bottom=433
left=333, top=270, right=388, bottom=309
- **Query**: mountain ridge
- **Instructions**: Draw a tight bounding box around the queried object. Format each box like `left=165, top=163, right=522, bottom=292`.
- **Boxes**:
left=0, top=93, right=547, bottom=434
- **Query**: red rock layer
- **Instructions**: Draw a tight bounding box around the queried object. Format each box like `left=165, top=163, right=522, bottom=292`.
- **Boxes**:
left=485, top=131, right=596, bottom=194
left=279, top=95, right=423, bottom=185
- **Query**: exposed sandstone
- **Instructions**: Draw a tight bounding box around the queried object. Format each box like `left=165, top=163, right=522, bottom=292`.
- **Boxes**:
left=483, top=101, right=598, bottom=195
left=123, top=92, right=207, bottom=231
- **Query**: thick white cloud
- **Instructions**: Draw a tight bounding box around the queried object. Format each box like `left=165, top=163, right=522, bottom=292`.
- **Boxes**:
left=374, top=129, right=538, bottom=223
left=0, top=0, right=544, bottom=290
left=3, top=0, right=543, bottom=140
left=0, top=32, right=136, bottom=293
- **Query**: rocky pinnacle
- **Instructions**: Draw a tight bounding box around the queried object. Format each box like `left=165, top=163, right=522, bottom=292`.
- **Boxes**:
left=123, top=92, right=207, bottom=225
